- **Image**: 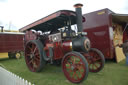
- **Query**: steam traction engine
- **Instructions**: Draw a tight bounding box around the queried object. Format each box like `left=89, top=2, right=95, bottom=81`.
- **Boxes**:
left=20, top=4, right=105, bottom=83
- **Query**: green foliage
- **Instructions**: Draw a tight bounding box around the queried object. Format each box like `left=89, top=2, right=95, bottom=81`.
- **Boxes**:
left=0, top=58, right=128, bottom=85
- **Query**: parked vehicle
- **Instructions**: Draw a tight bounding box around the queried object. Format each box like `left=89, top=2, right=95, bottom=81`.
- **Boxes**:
left=0, top=26, right=24, bottom=59
left=20, top=4, right=105, bottom=83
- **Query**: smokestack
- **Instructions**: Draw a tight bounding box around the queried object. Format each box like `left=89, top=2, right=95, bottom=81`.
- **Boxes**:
left=74, top=3, right=83, bottom=32
left=0, top=26, right=4, bottom=32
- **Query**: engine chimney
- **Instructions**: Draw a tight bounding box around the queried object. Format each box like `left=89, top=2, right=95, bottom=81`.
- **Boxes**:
left=74, top=3, right=83, bottom=32
left=0, top=26, right=4, bottom=32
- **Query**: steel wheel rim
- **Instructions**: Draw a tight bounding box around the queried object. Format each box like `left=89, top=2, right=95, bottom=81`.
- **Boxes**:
left=15, top=52, right=21, bottom=59
left=62, top=53, right=87, bottom=83
left=25, top=41, right=41, bottom=72
left=89, top=50, right=103, bottom=72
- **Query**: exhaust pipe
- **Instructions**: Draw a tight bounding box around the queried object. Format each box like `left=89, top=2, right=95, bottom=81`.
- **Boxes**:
left=74, top=3, right=83, bottom=32
left=0, top=26, right=4, bottom=32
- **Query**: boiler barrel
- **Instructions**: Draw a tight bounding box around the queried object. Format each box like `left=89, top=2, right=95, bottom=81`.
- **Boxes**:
left=62, top=37, right=90, bottom=53
left=72, top=37, right=90, bottom=53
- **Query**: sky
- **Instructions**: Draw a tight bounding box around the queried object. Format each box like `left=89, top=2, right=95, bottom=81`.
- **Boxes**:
left=0, top=0, right=128, bottom=30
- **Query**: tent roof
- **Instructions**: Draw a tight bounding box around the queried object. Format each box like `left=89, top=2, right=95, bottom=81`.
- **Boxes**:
left=112, top=14, right=128, bottom=23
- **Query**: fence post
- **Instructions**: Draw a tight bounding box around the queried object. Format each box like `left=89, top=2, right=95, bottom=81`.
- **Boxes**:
left=0, top=67, right=34, bottom=85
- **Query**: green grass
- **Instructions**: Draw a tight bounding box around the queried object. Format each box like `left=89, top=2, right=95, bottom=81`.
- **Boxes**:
left=0, top=58, right=128, bottom=85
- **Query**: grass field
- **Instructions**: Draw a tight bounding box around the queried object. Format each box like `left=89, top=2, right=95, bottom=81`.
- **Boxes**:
left=0, top=58, right=128, bottom=85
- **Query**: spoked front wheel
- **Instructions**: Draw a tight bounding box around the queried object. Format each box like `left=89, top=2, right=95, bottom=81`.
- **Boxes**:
left=62, top=51, right=89, bottom=84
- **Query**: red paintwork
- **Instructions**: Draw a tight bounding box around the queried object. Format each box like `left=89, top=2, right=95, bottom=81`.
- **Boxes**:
left=83, top=8, right=128, bottom=59
left=49, top=41, right=72, bottom=60
left=62, top=41, right=72, bottom=53
left=25, top=31, right=37, bottom=42
left=24, top=31, right=73, bottom=60
left=53, top=42, right=64, bottom=60
left=0, top=33, right=24, bottom=53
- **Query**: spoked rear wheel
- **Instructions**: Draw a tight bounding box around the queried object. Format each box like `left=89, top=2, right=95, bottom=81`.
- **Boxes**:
left=88, top=48, right=105, bottom=73
left=25, top=40, right=46, bottom=72
left=62, top=51, right=89, bottom=84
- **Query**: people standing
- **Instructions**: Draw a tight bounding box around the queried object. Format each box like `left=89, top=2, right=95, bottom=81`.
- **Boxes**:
left=118, top=40, right=128, bottom=66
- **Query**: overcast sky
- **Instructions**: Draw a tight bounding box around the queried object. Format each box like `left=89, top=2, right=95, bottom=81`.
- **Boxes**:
left=0, top=0, right=128, bottom=30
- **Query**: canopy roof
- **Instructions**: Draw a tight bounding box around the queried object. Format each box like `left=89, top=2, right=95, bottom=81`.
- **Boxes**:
left=112, top=14, right=128, bottom=23
left=19, top=10, right=77, bottom=32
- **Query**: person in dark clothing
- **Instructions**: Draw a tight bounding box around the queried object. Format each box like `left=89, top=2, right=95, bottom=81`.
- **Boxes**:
left=118, top=40, right=128, bottom=65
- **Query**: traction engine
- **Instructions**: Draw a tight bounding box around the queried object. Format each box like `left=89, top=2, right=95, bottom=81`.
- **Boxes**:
left=23, top=4, right=105, bottom=83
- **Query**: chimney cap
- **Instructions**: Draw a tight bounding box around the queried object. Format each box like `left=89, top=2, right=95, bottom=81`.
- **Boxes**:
left=74, top=3, right=83, bottom=8
left=0, top=26, right=4, bottom=28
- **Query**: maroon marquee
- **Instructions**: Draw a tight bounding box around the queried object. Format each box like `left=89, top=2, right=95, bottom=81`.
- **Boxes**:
left=83, top=8, right=128, bottom=61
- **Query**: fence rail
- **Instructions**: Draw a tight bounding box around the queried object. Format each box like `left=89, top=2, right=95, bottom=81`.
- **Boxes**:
left=0, top=67, right=35, bottom=85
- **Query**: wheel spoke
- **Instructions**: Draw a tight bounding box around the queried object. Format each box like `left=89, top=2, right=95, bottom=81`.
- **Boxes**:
left=34, top=52, right=39, bottom=56
left=75, top=71, right=79, bottom=79
left=68, top=69, right=73, bottom=73
left=35, top=57, right=40, bottom=62
left=89, top=60, right=93, bottom=64
left=90, top=52, right=95, bottom=57
left=87, top=48, right=105, bottom=72
left=73, top=57, right=76, bottom=64
left=33, top=47, right=37, bottom=54
left=95, top=57, right=101, bottom=61
left=77, top=60, right=81, bottom=65
left=97, top=62, right=102, bottom=65
left=33, top=61, right=38, bottom=68
left=26, top=53, right=31, bottom=57
left=92, top=64, right=95, bottom=70
left=94, top=63, right=98, bottom=69
left=69, top=56, right=74, bottom=64
left=28, top=45, right=32, bottom=51
left=93, top=53, right=98, bottom=57
left=66, top=62, right=71, bottom=69
left=32, top=65, right=35, bottom=71
left=28, top=59, right=33, bottom=64
left=89, top=64, right=92, bottom=69
left=77, top=67, right=83, bottom=76
left=72, top=71, right=76, bottom=78
left=31, top=44, right=35, bottom=51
